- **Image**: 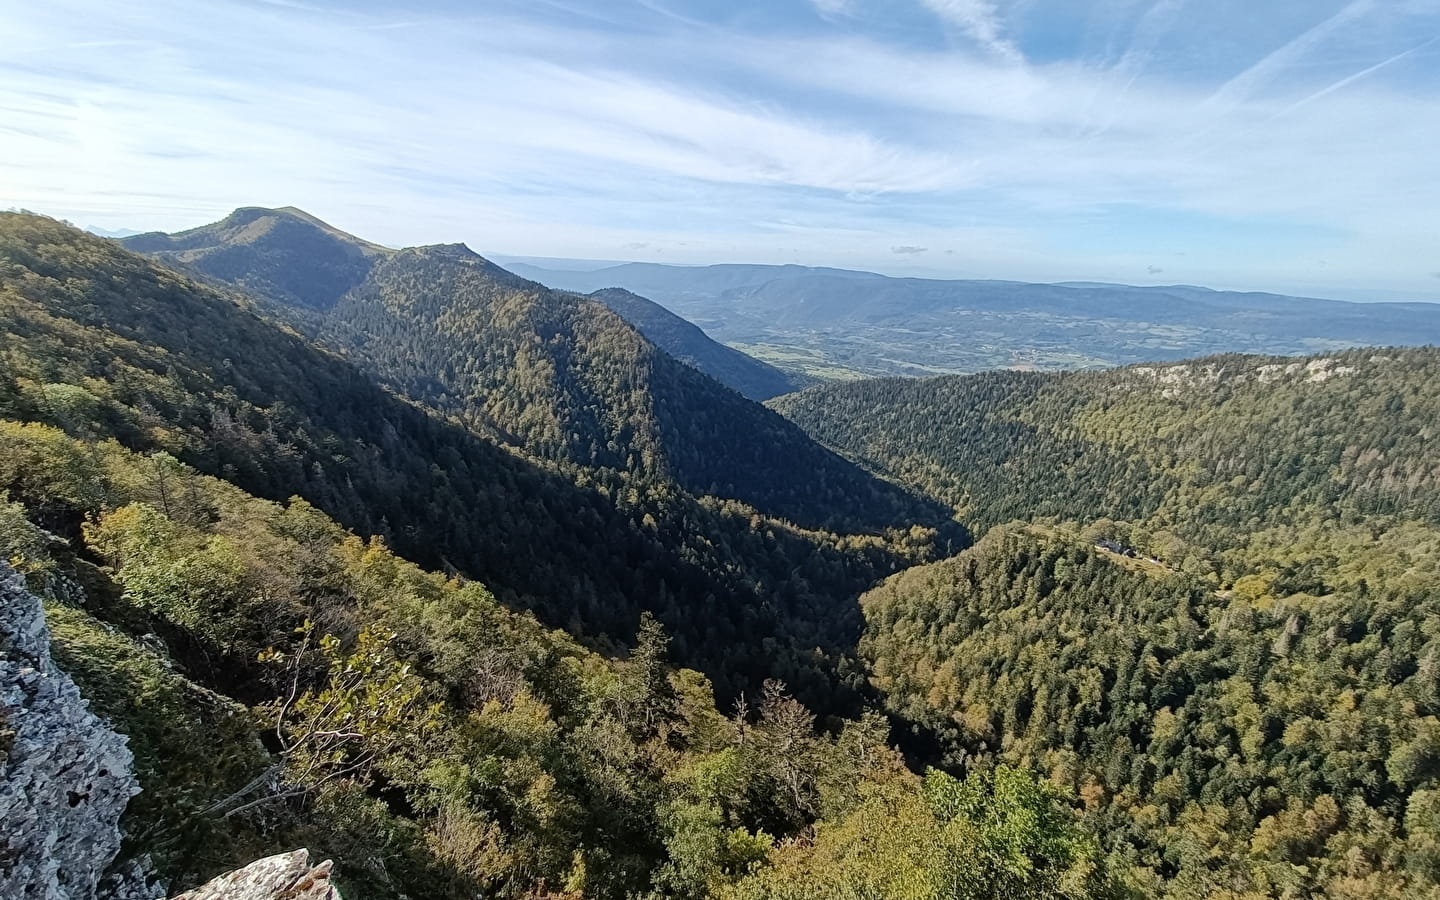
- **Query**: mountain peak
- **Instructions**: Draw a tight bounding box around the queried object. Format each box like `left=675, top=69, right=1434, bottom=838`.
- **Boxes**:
left=413, top=241, right=481, bottom=259
left=120, top=207, right=388, bottom=311
left=211, top=206, right=393, bottom=254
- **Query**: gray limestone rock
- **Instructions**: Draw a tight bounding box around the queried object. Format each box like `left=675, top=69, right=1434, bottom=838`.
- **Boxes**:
left=0, top=564, right=149, bottom=900
left=0, top=563, right=341, bottom=900
left=171, top=850, right=341, bottom=900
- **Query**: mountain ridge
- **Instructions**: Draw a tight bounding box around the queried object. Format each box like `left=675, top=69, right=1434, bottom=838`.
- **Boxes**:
left=124, top=207, right=942, bottom=534
left=585, top=286, right=807, bottom=400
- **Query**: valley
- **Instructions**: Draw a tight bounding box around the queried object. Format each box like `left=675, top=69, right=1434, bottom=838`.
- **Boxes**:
left=507, top=259, right=1440, bottom=380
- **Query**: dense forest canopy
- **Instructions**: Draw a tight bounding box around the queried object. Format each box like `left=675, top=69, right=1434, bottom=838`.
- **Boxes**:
left=773, top=351, right=1440, bottom=898
left=773, top=350, right=1440, bottom=585
left=5, top=209, right=1439, bottom=899
left=860, top=525, right=1440, bottom=899
left=1, top=419, right=1096, bottom=899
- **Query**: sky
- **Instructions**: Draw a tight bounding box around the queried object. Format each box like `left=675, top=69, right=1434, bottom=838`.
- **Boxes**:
left=2, top=0, right=1438, bottom=300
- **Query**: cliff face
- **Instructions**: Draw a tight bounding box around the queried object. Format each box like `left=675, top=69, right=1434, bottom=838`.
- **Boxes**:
left=0, top=566, right=145, bottom=900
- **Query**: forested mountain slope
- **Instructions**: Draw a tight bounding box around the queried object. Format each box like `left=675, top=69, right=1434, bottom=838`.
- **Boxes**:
left=774, top=351, right=1440, bottom=896
left=0, top=423, right=1104, bottom=900
left=774, top=349, right=1440, bottom=582
left=30, top=206, right=1440, bottom=899
left=858, top=525, right=1440, bottom=899
left=0, top=212, right=939, bottom=706
left=1, top=213, right=1107, bottom=900
left=586, top=287, right=805, bottom=401
left=123, top=209, right=931, bottom=534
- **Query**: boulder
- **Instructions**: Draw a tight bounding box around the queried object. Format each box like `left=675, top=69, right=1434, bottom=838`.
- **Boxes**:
left=172, top=850, right=340, bottom=900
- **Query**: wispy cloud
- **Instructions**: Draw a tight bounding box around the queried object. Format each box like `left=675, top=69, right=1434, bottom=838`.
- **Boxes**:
left=1203, top=0, right=1378, bottom=112
left=810, top=0, right=855, bottom=18
left=1, top=0, right=1437, bottom=298
left=918, top=0, right=1022, bottom=61
left=1273, top=37, right=1437, bottom=118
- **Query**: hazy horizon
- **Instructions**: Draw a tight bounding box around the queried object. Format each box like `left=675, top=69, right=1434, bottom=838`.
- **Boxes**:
left=64, top=216, right=1440, bottom=305
left=485, top=252, right=1440, bottom=305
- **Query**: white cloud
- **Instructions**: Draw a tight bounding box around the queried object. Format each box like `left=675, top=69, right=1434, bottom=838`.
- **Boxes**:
left=810, top=0, right=855, bottom=18
left=917, top=0, right=1022, bottom=61
left=1272, top=38, right=1435, bottom=118
left=1202, top=0, right=1377, bottom=113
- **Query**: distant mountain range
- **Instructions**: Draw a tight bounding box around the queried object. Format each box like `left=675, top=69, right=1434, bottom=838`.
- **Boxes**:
left=14, top=210, right=954, bottom=715
left=84, top=225, right=143, bottom=238
left=507, top=260, right=1440, bottom=379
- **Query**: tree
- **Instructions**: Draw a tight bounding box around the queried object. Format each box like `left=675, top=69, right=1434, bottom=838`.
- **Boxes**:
left=722, top=766, right=1111, bottom=900
left=618, top=612, right=680, bottom=738
left=212, top=626, right=442, bottom=820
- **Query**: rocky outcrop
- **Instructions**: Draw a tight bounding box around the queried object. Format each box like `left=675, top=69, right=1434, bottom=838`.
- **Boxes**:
left=0, top=564, right=338, bottom=900
left=0, top=565, right=146, bottom=900
left=172, top=851, right=341, bottom=900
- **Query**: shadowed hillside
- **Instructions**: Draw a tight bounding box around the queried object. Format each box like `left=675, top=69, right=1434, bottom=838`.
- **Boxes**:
left=587, top=287, right=806, bottom=401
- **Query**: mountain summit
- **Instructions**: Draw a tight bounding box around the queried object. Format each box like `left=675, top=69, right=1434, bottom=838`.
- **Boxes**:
left=124, top=206, right=391, bottom=310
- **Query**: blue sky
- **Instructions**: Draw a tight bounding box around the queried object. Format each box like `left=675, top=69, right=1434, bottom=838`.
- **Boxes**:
left=3, top=0, right=1438, bottom=299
